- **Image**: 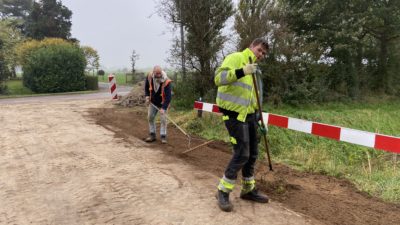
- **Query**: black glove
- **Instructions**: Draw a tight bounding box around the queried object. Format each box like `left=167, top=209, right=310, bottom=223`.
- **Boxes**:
left=257, top=121, right=268, bottom=136
left=255, top=112, right=261, bottom=122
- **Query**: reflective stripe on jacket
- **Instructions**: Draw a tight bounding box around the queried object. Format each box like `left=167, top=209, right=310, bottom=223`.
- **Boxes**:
left=214, top=48, right=259, bottom=122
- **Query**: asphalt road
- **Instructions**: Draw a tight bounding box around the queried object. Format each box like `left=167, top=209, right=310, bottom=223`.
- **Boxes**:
left=0, top=82, right=132, bottom=105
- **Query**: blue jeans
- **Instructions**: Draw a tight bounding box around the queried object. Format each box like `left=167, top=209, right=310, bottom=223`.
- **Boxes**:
left=148, top=104, right=168, bottom=137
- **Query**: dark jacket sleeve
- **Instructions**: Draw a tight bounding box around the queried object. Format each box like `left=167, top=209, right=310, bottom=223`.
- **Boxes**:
left=161, top=83, right=172, bottom=110
left=144, top=77, right=150, bottom=97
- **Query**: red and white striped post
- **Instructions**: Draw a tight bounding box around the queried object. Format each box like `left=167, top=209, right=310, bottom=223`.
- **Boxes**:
left=108, top=73, right=118, bottom=100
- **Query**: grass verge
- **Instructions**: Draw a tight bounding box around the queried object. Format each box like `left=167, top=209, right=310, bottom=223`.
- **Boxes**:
left=1, top=79, right=97, bottom=98
left=169, top=100, right=400, bottom=202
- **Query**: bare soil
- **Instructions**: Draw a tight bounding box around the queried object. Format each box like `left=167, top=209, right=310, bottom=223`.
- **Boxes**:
left=0, top=99, right=318, bottom=225
left=89, top=106, right=400, bottom=225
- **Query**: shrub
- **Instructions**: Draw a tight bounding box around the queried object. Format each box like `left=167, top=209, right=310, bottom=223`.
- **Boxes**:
left=15, top=38, right=73, bottom=66
left=85, top=75, right=98, bottom=90
left=0, top=40, right=9, bottom=94
left=0, top=58, right=8, bottom=94
left=131, top=72, right=146, bottom=84
left=97, top=69, right=105, bottom=76
left=23, top=44, right=86, bottom=93
left=171, top=74, right=202, bottom=109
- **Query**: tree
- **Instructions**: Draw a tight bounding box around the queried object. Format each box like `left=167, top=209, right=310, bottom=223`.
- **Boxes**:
left=130, top=50, right=139, bottom=74
left=25, top=0, right=72, bottom=40
left=362, top=0, right=400, bottom=92
left=0, top=0, right=33, bottom=35
left=0, top=39, right=9, bottom=93
left=158, top=0, right=187, bottom=79
left=234, top=0, right=273, bottom=50
left=185, top=0, right=234, bottom=96
left=0, top=0, right=32, bottom=19
left=81, top=46, right=100, bottom=75
left=280, top=0, right=400, bottom=97
left=160, top=0, right=234, bottom=96
left=0, top=20, right=23, bottom=79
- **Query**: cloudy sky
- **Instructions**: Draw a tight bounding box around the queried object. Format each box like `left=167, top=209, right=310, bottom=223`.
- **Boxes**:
left=60, top=0, right=173, bottom=70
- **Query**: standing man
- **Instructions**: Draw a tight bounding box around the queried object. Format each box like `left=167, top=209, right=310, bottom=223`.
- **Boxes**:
left=214, top=38, right=269, bottom=212
left=144, top=65, right=172, bottom=144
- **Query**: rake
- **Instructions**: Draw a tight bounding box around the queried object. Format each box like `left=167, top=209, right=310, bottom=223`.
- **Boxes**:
left=149, top=103, right=213, bottom=153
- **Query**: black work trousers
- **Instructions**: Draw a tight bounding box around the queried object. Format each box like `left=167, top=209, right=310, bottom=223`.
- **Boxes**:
left=223, top=113, right=258, bottom=180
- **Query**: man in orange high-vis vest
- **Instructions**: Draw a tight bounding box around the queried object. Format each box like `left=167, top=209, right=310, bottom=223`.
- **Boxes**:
left=144, top=65, right=172, bottom=144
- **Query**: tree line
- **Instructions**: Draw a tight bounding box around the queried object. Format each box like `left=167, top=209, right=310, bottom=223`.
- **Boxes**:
left=2, top=0, right=399, bottom=101
left=0, top=0, right=99, bottom=93
left=159, top=0, right=400, bottom=105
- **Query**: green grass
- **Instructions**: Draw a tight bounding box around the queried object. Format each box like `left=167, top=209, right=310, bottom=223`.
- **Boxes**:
left=170, top=100, right=400, bottom=202
left=267, top=101, right=400, bottom=202
left=97, top=73, right=134, bottom=85
left=1, top=79, right=97, bottom=98
left=3, top=80, right=34, bottom=95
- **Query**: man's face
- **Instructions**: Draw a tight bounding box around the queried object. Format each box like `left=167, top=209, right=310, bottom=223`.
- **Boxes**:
left=154, top=69, right=162, bottom=79
left=250, top=44, right=267, bottom=62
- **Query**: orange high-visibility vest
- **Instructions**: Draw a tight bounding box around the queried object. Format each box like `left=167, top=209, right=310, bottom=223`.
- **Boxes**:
left=147, top=73, right=172, bottom=104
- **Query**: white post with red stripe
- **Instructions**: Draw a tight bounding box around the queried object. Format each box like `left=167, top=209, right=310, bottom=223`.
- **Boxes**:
left=108, top=73, right=118, bottom=100
left=193, top=101, right=400, bottom=154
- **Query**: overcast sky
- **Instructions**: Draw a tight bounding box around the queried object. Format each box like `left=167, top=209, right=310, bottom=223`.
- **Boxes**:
left=60, top=0, right=173, bottom=70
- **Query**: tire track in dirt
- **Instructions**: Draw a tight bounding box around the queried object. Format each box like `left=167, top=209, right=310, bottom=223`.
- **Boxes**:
left=0, top=99, right=319, bottom=225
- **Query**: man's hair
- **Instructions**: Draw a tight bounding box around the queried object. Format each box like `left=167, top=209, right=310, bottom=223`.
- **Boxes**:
left=251, top=38, right=269, bottom=50
left=153, top=65, right=162, bottom=72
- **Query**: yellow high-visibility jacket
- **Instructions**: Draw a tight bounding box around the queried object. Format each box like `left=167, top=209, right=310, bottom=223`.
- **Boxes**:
left=214, top=48, right=259, bottom=122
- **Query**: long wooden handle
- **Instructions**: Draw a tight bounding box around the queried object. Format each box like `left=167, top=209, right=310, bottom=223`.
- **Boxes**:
left=182, top=140, right=214, bottom=154
left=249, top=57, right=273, bottom=171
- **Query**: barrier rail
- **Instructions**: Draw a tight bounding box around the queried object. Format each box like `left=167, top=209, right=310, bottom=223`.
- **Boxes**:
left=193, top=101, right=400, bottom=154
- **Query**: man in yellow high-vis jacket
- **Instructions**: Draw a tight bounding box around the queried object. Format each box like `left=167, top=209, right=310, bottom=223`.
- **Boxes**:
left=214, top=38, right=269, bottom=212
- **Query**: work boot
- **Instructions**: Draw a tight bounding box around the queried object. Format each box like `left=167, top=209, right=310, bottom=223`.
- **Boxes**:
left=216, top=190, right=233, bottom=212
left=240, top=189, right=269, bottom=203
left=161, top=135, right=167, bottom=144
left=145, top=133, right=156, bottom=142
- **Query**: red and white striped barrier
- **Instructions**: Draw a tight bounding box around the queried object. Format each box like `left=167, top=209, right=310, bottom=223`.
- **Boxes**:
left=193, top=101, right=400, bottom=154
left=108, top=74, right=118, bottom=100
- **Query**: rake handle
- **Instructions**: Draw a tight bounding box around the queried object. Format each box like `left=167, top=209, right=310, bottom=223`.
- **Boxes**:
left=249, top=57, right=273, bottom=171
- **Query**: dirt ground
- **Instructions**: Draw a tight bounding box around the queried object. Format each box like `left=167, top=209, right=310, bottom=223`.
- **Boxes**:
left=0, top=99, right=321, bottom=225
left=89, top=105, right=400, bottom=225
